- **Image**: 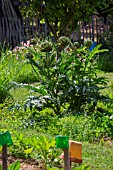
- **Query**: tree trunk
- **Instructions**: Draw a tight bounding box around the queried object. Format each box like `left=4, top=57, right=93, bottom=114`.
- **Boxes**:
left=0, top=0, right=25, bottom=49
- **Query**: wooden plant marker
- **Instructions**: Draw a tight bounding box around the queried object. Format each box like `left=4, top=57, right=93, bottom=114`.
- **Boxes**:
left=60, top=140, right=82, bottom=168
left=56, top=135, right=70, bottom=170
left=0, top=131, right=13, bottom=170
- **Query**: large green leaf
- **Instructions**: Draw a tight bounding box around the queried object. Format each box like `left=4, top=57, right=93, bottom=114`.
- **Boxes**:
left=11, top=82, right=47, bottom=95
left=8, top=161, right=21, bottom=170
left=88, top=44, right=109, bottom=59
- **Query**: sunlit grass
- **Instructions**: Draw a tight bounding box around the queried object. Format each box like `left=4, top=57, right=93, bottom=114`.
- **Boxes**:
left=98, top=72, right=113, bottom=85
left=82, top=142, right=113, bottom=170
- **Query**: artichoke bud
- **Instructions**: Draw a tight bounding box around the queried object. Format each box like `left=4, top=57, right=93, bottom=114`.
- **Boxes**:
left=40, top=41, right=53, bottom=52
left=26, top=52, right=34, bottom=59
left=30, top=38, right=37, bottom=45
left=58, top=36, right=71, bottom=47
left=84, top=39, right=93, bottom=48
left=74, top=42, right=80, bottom=48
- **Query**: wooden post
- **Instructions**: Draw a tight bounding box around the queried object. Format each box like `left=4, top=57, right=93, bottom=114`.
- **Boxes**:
left=92, top=15, right=94, bottom=41
left=2, top=144, right=7, bottom=170
left=64, top=148, right=70, bottom=170
left=56, top=136, right=70, bottom=169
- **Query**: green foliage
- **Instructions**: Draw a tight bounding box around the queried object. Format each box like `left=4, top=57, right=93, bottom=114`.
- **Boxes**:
left=0, top=35, right=113, bottom=169
left=90, top=111, right=113, bottom=139
left=0, top=50, right=12, bottom=103
left=35, top=136, right=60, bottom=168
left=97, top=52, right=113, bottom=72
left=74, top=164, right=91, bottom=170
left=8, top=161, right=21, bottom=170
left=111, top=80, right=113, bottom=91
left=48, top=111, right=113, bottom=141
left=15, top=39, right=109, bottom=115
left=0, top=101, right=113, bottom=169
left=26, top=108, right=59, bottom=130
left=3, top=50, right=37, bottom=84
left=10, top=131, right=33, bottom=158
left=54, top=115, right=91, bottom=141
left=97, top=17, right=113, bottom=72
left=0, top=103, right=29, bottom=130
left=0, top=161, right=20, bottom=170
left=9, top=132, right=60, bottom=168
left=0, top=48, right=37, bottom=103
left=1, top=96, right=113, bottom=142
left=0, top=64, right=10, bottom=103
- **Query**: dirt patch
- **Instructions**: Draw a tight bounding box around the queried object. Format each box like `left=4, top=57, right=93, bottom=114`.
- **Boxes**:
left=0, top=155, right=46, bottom=170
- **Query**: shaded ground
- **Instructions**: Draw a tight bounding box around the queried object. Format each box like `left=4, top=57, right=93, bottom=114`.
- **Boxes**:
left=0, top=155, right=45, bottom=170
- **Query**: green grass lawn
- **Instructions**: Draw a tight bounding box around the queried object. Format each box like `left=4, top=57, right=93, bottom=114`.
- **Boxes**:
left=9, top=72, right=113, bottom=102
left=98, top=72, right=113, bottom=85
left=82, top=142, right=113, bottom=170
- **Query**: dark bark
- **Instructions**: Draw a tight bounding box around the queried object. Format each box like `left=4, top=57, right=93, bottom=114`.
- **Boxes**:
left=0, top=0, right=30, bottom=48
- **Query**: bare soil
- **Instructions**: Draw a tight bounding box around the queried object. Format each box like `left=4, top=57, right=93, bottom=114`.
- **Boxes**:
left=0, top=155, right=46, bottom=170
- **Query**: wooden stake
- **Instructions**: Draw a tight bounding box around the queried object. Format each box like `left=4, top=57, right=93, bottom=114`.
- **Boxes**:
left=2, top=145, right=7, bottom=170
left=64, top=148, right=70, bottom=170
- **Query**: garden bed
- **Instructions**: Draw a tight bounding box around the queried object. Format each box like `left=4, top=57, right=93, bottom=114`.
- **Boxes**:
left=0, top=155, right=41, bottom=170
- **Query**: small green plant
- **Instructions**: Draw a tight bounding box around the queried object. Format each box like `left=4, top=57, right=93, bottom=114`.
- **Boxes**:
left=73, top=164, right=91, bottom=170
left=10, top=132, right=33, bottom=158
left=35, top=136, right=60, bottom=168
left=0, top=161, right=20, bottom=170
left=8, top=161, right=21, bottom=170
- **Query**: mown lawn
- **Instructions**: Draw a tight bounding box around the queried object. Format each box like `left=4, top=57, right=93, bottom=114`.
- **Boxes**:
left=82, top=142, right=113, bottom=170
left=98, top=72, right=113, bottom=85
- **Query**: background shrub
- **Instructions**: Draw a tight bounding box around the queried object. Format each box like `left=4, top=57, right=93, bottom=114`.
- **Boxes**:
left=47, top=112, right=113, bottom=141
left=97, top=52, right=113, bottom=72
left=0, top=50, right=37, bottom=103
left=98, top=27, right=113, bottom=72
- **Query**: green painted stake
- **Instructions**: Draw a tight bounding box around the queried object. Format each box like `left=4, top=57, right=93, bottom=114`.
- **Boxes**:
left=56, top=136, right=70, bottom=170
left=0, top=131, right=13, bottom=170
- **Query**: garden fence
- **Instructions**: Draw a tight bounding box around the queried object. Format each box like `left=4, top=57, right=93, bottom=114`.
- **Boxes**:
left=22, top=15, right=112, bottom=43
left=0, top=15, right=112, bottom=48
